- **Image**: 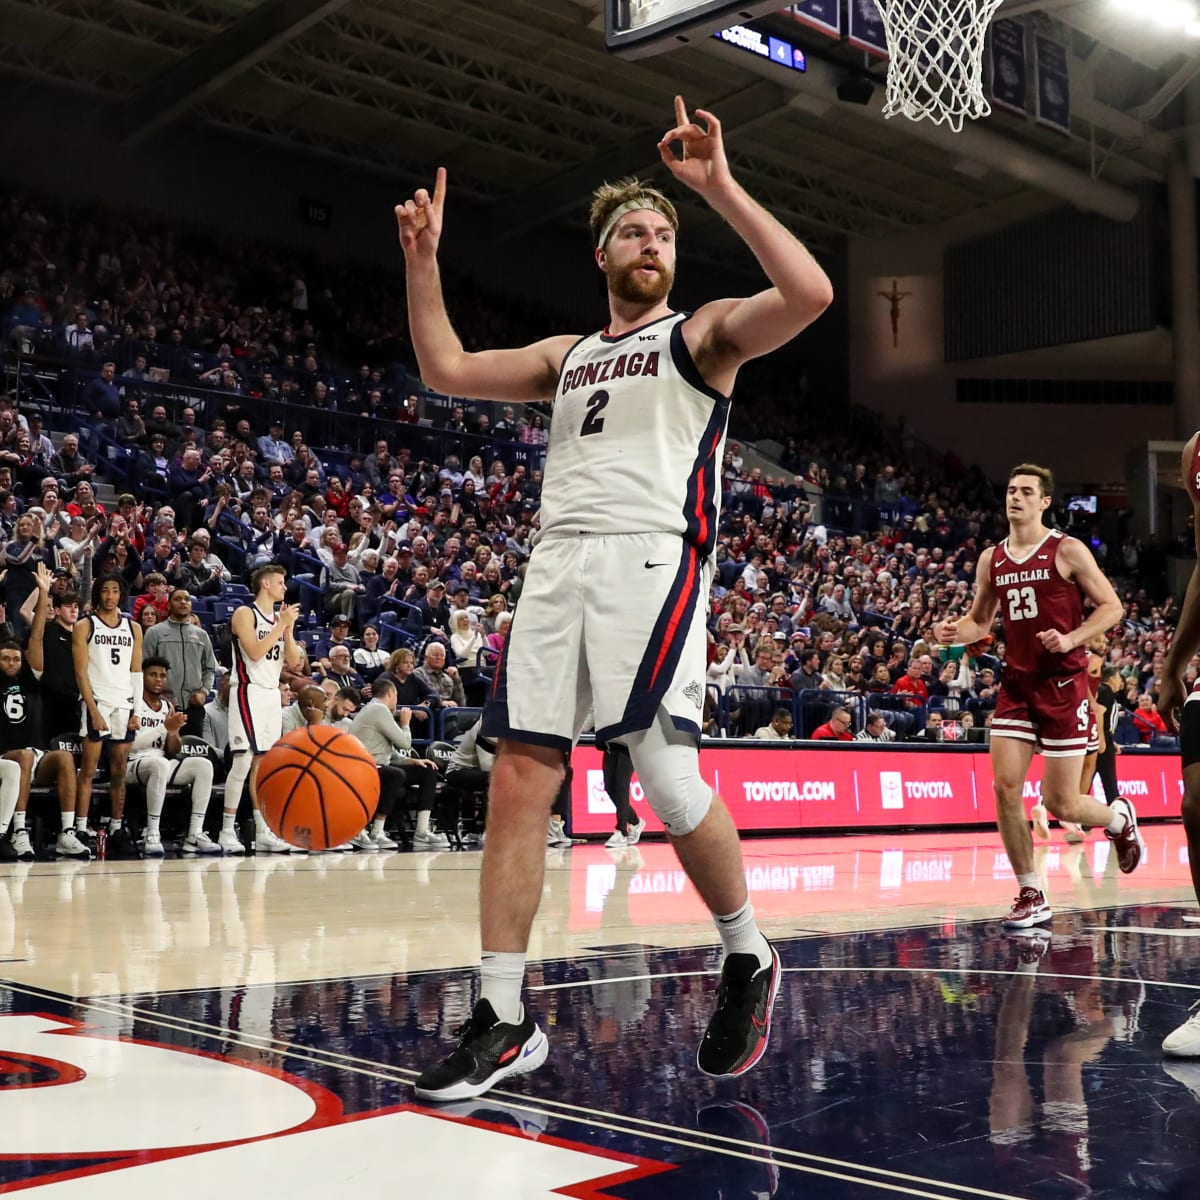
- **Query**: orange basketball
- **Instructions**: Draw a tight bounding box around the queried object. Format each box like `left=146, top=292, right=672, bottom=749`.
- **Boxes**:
left=256, top=726, right=381, bottom=850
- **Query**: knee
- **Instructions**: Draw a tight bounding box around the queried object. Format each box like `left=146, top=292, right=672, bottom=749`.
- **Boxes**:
left=629, top=748, right=712, bottom=837
left=1182, top=787, right=1200, bottom=832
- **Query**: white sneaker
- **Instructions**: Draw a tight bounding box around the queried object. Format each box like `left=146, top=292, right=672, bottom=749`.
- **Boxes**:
left=327, top=841, right=354, bottom=852
left=255, top=829, right=294, bottom=854
left=349, top=829, right=377, bottom=851
left=412, top=829, right=450, bottom=850
left=55, top=830, right=91, bottom=860
left=182, top=831, right=223, bottom=856
left=1030, top=804, right=1051, bottom=841
left=626, top=815, right=646, bottom=845
left=371, top=829, right=400, bottom=850
left=10, top=829, right=33, bottom=862
left=142, top=831, right=165, bottom=858
left=547, top=820, right=572, bottom=848
left=217, top=829, right=246, bottom=856
left=604, top=829, right=628, bottom=849
left=1163, top=1003, right=1200, bottom=1058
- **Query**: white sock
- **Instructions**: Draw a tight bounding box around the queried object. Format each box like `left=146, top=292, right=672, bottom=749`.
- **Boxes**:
left=221, top=810, right=238, bottom=834
left=1017, top=872, right=1040, bottom=890
left=0, top=761, right=19, bottom=832
left=714, top=901, right=772, bottom=969
left=11, top=813, right=25, bottom=831
left=1105, top=805, right=1128, bottom=835
left=370, top=817, right=385, bottom=835
left=75, top=816, right=88, bottom=833
left=253, top=808, right=271, bottom=837
left=107, top=815, right=121, bottom=831
left=480, top=951, right=526, bottom=1024
left=61, top=811, right=74, bottom=833
left=145, top=814, right=161, bottom=836
left=415, top=809, right=431, bottom=836
left=188, top=812, right=205, bottom=839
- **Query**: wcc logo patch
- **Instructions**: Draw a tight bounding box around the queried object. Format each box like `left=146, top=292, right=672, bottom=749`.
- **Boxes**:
left=682, top=681, right=704, bottom=710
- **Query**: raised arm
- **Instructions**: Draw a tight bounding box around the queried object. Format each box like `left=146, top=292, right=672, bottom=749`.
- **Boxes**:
left=934, top=548, right=1000, bottom=647
left=659, top=97, right=833, bottom=373
left=396, top=169, right=577, bottom=402
left=1162, top=434, right=1200, bottom=730
left=24, top=563, right=52, bottom=674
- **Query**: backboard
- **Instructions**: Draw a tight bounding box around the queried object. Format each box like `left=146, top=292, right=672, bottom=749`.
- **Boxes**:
left=605, top=0, right=788, bottom=58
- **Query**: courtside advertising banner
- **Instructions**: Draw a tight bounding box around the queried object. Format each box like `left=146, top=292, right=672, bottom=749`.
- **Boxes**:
left=570, top=743, right=1182, bottom=835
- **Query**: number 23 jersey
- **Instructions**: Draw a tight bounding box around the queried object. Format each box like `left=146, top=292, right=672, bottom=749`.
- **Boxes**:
left=538, top=312, right=729, bottom=556
left=990, top=529, right=1086, bottom=676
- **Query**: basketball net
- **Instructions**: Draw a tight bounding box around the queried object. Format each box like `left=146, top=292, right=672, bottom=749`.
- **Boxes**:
left=873, top=0, right=1005, bottom=132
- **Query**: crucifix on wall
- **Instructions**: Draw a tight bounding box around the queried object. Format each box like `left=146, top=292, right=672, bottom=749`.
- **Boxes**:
left=878, top=278, right=912, bottom=348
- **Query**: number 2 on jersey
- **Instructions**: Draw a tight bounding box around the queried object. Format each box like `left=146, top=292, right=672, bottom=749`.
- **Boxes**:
left=580, top=389, right=608, bottom=437
left=1006, top=586, right=1038, bottom=622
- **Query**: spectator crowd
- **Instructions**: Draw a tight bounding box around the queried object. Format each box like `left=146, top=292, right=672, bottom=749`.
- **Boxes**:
left=0, top=185, right=1188, bottom=758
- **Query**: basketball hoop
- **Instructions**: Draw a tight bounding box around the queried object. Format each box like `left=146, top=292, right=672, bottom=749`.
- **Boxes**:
left=873, top=0, right=1005, bottom=132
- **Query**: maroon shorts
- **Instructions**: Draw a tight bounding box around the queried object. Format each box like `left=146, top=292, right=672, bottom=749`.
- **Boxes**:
left=991, top=668, right=1093, bottom=757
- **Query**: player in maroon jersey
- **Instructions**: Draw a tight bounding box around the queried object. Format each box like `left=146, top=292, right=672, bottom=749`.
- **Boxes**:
left=1158, top=432, right=1200, bottom=1057
left=935, top=463, right=1143, bottom=930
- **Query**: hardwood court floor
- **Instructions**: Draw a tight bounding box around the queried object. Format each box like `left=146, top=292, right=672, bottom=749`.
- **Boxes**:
left=0, top=824, right=1196, bottom=1197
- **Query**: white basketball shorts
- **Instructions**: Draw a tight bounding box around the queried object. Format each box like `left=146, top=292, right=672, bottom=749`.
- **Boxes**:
left=81, top=702, right=134, bottom=743
left=482, top=532, right=712, bottom=752
left=229, top=682, right=283, bottom=755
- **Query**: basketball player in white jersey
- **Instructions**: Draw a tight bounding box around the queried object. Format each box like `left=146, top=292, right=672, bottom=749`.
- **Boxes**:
left=73, top=574, right=142, bottom=858
left=399, top=96, right=833, bottom=1100
left=127, top=656, right=220, bottom=857
left=222, top=563, right=303, bottom=854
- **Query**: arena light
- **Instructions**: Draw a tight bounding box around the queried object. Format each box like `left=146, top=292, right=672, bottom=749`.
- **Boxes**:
left=1110, top=0, right=1197, bottom=27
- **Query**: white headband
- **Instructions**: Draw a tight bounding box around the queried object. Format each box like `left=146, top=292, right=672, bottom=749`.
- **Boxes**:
left=596, top=198, right=674, bottom=251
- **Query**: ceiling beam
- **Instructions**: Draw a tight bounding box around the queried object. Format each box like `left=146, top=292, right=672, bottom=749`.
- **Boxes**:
left=118, top=0, right=353, bottom=147
left=488, top=79, right=787, bottom=238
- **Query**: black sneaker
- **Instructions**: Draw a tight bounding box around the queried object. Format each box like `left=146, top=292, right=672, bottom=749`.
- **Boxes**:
left=697, top=943, right=781, bottom=1078
left=697, top=1102, right=780, bottom=1196
left=105, top=827, right=141, bottom=860
left=414, top=999, right=548, bottom=1102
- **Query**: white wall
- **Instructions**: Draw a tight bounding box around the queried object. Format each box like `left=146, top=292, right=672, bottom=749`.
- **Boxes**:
left=847, top=211, right=1175, bottom=483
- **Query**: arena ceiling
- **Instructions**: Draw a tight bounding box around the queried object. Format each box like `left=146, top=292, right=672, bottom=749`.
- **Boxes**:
left=0, top=0, right=1191, bottom=258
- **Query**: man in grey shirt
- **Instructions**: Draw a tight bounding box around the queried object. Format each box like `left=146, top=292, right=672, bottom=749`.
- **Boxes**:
left=350, top=678, right=446, bottom=850
left=414, top=641, right=466, bottom=707
left=143, top=589, right=217, bottom=736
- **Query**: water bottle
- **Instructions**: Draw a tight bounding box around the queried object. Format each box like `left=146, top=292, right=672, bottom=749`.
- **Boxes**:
left=94, top=825, right=107, bottom=861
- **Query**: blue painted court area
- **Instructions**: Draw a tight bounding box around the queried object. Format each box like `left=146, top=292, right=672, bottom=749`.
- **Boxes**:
left=0, top=901, right=1197, bottom=1196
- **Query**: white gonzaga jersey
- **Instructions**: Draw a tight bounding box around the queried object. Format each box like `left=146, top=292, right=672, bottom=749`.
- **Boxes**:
left=85, top=614, right=136, bottom=707
left=232, top=604, right=283, bottom=690
left=539, top=312, right=730, bottom=556
left=129, top=698, right=171, bottom=762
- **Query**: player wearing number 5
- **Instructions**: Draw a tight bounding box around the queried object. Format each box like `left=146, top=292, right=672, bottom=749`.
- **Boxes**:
left=74, top=574, right=142, bottom=857
left=222, top=564, right=304, bottom=855
left=934, top=464, right=1142, bottom=931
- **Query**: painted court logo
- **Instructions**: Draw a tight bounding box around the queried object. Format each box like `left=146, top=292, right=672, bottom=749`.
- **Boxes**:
left=880, top=771, right=905, bottom=809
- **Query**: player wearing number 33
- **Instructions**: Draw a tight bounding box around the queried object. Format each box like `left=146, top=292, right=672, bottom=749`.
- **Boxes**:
left=398, top=96, right=833, bottom=1100
left=934, top=464, right=1144, bottom=932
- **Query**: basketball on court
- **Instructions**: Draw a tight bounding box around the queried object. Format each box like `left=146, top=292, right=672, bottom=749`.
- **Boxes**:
left=257, top=726, right=380, bottom=851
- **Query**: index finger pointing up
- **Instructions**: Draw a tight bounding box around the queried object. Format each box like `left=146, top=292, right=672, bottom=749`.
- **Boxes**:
left=433, top=165, right=447, bottom=209
left=674, top=94, right=687, bottom=126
